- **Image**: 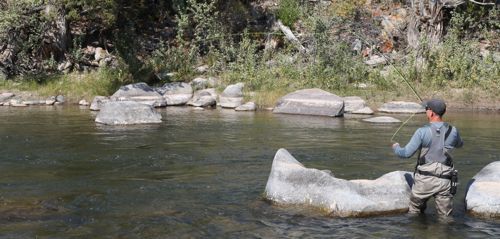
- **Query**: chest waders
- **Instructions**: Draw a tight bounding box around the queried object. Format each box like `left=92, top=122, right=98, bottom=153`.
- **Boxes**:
left=415, top=123, right=458, bottom=195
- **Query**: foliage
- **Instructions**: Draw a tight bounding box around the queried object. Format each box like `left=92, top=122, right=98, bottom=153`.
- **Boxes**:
left=277, top=0, right=301, bottom=27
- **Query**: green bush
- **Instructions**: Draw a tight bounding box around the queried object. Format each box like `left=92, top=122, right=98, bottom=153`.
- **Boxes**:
left=277, top=0, right=301, bottom=27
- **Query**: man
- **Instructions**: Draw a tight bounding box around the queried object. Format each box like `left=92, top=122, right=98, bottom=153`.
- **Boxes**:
left=392, top=99, right=463, bottom=216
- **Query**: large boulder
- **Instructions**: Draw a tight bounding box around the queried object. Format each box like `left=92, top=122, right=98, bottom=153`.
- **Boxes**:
left=378, top=101, right=425, bottom=114
left=265, top=149, right=413, bottom=217
left=466, top=161, right=500, bottom=218
left=157, top=82, right=193, bottom=106
left=219, top=83, right=244, bottom=108
left=95, top=101, right=162, bottom=125
left=273, top=89, right=344, bottom=117
left=111, top=82, right=166, bottom=107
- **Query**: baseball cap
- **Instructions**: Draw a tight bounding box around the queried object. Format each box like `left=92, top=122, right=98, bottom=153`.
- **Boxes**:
left=423, top=99, right=446, bottom=116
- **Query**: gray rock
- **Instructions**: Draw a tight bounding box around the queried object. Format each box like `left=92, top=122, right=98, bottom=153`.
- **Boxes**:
left=362, top=116, right=401, bottom=123
left=219, top=83, right=244, bottom=108
left=365, top=55, right=387, bottom=67
left=55, top=95, right=65, bottom=103
left=10, top=99, right=27, bottom=107
left=95, top=101, right=162, bottom=125
left=111, top=82, right=165, bottom=107
left=187, top=89, right=217, bottom=108
left=265, top=148, right=412, bottom=217
left=466, top=161, right=500, bottom=218
left=95, top=47, right=107, bottom=62
left=157, top=82, right=193, bottom=106
left=221, top=83, right=244, bottom=97
left=343, top=96, right=366, bottom=112
left=196, top=64, right=209, bottom=73
left=23, top=100, right=42, bottom=105
left=190, top=77, right=209, bottom=90
left=351, top=106, right=374, bottom=115
left=79, top=99, right=90, bottom=106
left=45, top=99, right=56, bottom=105
left=235, top=102, right=257, bottom=111
left=273, top=88, right=344, bottom=117
left=0, top=92, right=15, bottom=102
left=90, top=96, right=110, bottom=111
left=378, top=101, right=425, bottom=114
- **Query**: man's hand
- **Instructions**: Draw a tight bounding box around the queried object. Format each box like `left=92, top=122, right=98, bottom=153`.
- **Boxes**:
left=392, top=142, right=399, bottom=149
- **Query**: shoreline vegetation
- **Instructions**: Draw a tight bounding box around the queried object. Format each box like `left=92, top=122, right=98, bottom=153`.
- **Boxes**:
left=0, top=1, right=498, bottom=112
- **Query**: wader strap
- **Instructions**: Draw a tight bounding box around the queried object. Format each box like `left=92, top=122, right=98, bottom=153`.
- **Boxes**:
left=445, top=124, right=452, bottom=140
left=417, top=170, right=452, bottom=180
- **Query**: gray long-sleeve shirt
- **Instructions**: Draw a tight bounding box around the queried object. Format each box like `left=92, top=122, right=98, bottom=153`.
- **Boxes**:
left=394, top=122, right=464, bottom=158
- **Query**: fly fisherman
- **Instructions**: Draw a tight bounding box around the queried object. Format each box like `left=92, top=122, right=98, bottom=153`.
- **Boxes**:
left=392, top=99, right=463, bottom=216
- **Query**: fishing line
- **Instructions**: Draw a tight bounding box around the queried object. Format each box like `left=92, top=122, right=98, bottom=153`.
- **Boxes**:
left=351, top=32, right=424, bottom=142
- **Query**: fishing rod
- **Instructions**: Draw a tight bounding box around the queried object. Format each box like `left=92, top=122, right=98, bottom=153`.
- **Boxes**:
left=351, top=32, right=424, bottom=142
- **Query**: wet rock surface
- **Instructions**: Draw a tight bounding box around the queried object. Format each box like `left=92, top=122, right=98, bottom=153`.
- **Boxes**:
left=265, top=148, right=412, bottom=217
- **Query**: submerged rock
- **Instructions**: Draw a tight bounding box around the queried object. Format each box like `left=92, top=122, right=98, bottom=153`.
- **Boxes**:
left=273, top=89, right=344, bottom=117
left=265, top=149, right=412, bottom=217
left=466, top=161, right=500, bottom=218
left=362, top=116, right=401, bottom=123
left=95, top=101, right=162, bottom=125
left=378, top=101, right=425, bottom=114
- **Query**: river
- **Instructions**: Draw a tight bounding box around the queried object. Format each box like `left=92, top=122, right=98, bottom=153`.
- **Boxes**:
left=0, top=106, right=499, bottom=238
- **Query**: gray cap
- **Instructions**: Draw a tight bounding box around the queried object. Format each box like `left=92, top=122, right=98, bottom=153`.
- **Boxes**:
left=423, top=99, right=446, bottom=116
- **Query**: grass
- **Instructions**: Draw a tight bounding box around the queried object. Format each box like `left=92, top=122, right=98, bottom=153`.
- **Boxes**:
left=0, top=68, right=128, bottom=103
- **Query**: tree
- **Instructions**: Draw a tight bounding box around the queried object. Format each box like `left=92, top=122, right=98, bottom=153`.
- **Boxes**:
left=406, top=0, right=497, bottom=49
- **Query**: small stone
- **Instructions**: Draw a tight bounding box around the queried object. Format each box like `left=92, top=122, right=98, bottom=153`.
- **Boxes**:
left=79, top=99, right=90, bottom=106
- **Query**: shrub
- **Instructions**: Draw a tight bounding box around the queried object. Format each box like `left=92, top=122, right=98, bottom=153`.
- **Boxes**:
left=277, top=0, right=301, bottom=27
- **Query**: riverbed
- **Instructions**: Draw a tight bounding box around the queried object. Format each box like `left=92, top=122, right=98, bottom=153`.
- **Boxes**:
left=0, top=106, right=499, bottom=238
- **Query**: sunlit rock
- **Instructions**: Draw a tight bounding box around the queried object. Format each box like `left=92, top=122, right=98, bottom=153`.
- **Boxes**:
left=235, top=102, right=257, bottom=111
left=466, top=161, right=500, bottom=218
left=219, top=83, right=244, bottom=108
left=265, top=149, right=412, bottom=217
left=90, top=96, right=110, bottom=111
left=187, top=89, right=217, bottom=108
left=378, top=101, right=425, bottom=114
left=156, top=82, right=193, bottom=106
left=79, top=99, right=90, bottom=106
left=362, top=116, right=401, bottom=123
left=343, top=96, right=366, bottom=113
left=111, top=82, right=165, bottom=107
left=95, top=101, right=162, bottom=125
left=351, top=106, right=374, bottom=115
left=0, top=92, right=15, bottom=103
left=273, top=89, right=344, bottom=117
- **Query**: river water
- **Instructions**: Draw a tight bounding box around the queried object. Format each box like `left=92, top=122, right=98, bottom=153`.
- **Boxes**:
left=0, top=106, right=499, bottom=238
